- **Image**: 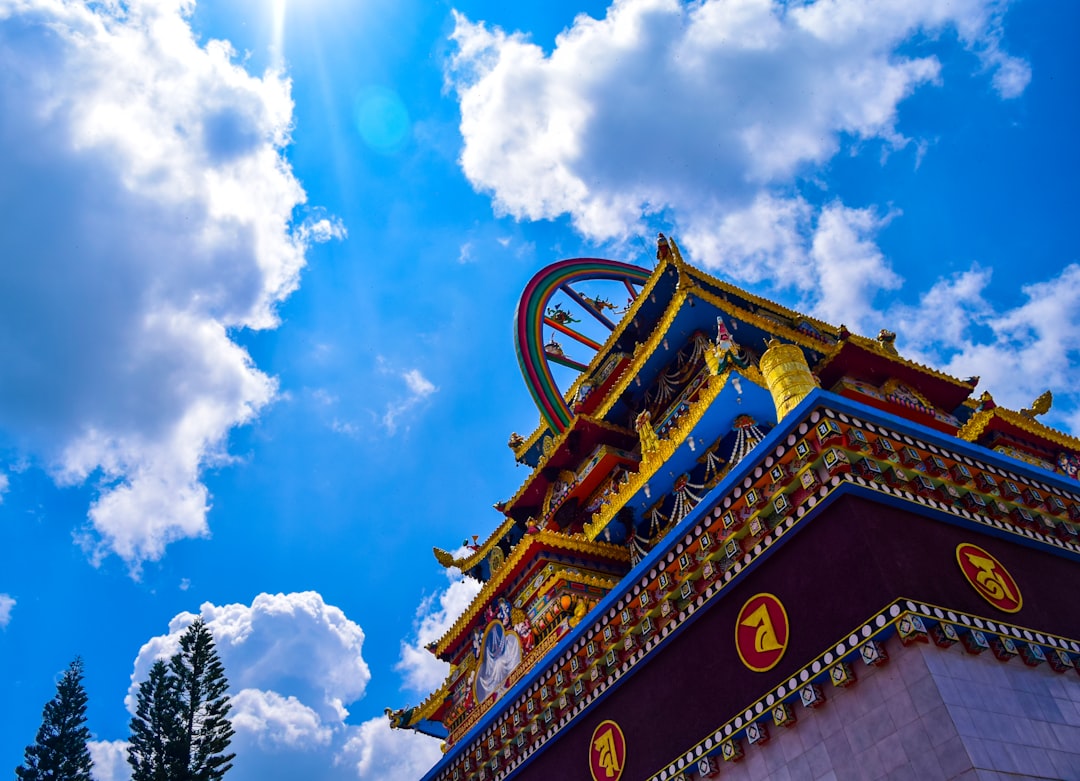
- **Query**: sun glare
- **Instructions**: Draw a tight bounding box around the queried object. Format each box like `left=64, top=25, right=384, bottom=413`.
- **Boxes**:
left=270, top=0, right=287, bottom=67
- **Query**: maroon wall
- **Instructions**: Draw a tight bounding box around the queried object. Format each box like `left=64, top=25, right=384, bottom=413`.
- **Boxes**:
left=508, top=493, right=1080, bottom=780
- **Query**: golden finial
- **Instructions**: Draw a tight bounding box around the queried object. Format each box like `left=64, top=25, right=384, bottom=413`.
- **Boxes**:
left=1021, top=390, right=1052, bottom=418
left=507, top=432, right=525, bottom=450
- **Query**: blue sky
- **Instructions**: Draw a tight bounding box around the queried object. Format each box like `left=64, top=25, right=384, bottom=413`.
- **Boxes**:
left=0, top=0, right=1078, bottom=778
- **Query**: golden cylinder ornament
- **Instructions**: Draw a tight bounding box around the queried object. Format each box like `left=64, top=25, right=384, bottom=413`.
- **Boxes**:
left=760, top=340, right=816, bottom=420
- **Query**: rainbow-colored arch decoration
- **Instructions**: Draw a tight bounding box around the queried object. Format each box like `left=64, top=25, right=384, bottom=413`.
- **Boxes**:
left=515, top=258, right=652, bottom=434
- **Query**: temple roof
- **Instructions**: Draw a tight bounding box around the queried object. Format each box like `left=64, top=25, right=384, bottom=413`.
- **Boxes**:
left=957, top=400, right=1080, bottom=454
left=433, top=517, right=515, bottom=573
left=815, top=335, right=976, bottom=412
left=509, top=239, right=840, bottom=464
left=430, top=530, right=630, bottom=659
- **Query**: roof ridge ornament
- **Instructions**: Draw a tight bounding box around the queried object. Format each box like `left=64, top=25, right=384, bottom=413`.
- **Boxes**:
left=1021, top=390, right=1053, bottom=419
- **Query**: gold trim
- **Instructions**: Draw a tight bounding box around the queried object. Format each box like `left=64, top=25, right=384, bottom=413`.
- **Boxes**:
left=390, top=674, right=453, bottom=730
left=816, top=333, right=973, bottom=390
left=584, top=367, right=767, bottom=540
left=957, top=406, right=1080, bottom=452
left=675, top=286, right=834, bottom=363
left=434, top=517, right=516, bottom=571
left=594, top=286, right=692, bottom=419
left=667, top=237, right=840, bottom=338
left=499, top=416, right=635, bottom=512
left=432, top=531, right=631, bottom=657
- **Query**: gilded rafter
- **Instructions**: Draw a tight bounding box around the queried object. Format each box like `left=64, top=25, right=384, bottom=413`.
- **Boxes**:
left=815, top=332, right=973, bottom=390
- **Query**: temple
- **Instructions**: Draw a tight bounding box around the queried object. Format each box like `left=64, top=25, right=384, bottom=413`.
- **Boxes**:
left=389, top=236, right=1080, bottom=780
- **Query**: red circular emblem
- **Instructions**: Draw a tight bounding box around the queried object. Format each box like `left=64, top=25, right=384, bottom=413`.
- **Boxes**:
left=589, top=720, right=626, bottom=781
left=956, top=543, right=1022, bottom=613
left=735, top=593, right=789, bottom=672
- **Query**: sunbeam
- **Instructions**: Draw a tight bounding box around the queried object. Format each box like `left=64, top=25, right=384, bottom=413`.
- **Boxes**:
left=270, top=0, right=287, bottom=67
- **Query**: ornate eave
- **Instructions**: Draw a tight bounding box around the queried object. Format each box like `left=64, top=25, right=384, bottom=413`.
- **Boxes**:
left=666, top=243, right=839, bottom=341
left=431, top=530, right=631, bottom=659
left=585, top=365, right=768, bottom=540
left=500, top=416, right=636, bottom=517
left=958, top=406, right=1080, bottom=453
left=389, top=676, right=453, bottom=734
left=434, top=518, right=516, bottom=572
left=510, top=237, right=840, bottom=465
left=814, top=337, right=975, bottom=411
left=686, top=285, right=836, bottom=362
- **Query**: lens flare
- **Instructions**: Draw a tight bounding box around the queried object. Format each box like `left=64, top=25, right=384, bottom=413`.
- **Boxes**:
left=353, top=87, right=411, bottom=154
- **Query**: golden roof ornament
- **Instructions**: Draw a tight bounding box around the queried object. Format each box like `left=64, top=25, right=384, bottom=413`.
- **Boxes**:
left=507, top=432, right=525, bottom=449
left=656, top=232, right=672, bottom=261
left=876, top=329, right=898, bottom=355
left=760, top=338, right=816, bottom=420
left=1020, top=390, right=1052, bottom=419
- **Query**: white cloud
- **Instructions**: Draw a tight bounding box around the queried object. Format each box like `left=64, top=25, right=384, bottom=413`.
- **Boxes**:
left=0, top=471, right=7, bottom=502
left=681, top=196, right=900, bottom=331
left=448, top=0, right=1025, bottom=235
left=115, top=590, right=457, bottom=780
left=231, top=689, right=333, bottom=749
left=397, top=567, right=482, bottom=693
left=889, top=264, right=1080, bottom=430
left=446, top=0, right=1028, bottom=325
left=297, top=216, right=348, bottom=244
left=0, top=593, right=14, bottom=628
left=382, top=368, right=438, bottom=435
left=338, top=717, right=444, bottom=781
left=121, top=592, right=378, bottom=779
left=88, top=740, right=131, bottom=781
left=127, top=592, right=370, bottom=723
left=0, top=0, right=327, bottom=572
left=458, top=240, right=475, bottom=263
left=403, top=369, right=437, bottom=399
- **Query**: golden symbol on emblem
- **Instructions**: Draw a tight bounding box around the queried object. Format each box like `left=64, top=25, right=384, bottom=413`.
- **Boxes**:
left=735, top=593, right=789, bottom=672
left=956, top=543, right=1022, bottom=613
left=589, top=720, right=626, bottom=781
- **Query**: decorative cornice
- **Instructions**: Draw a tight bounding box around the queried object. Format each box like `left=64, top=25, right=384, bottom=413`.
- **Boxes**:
left=667, top=238, right=840, bottom=339
left=688, top=286, right=834, bottom=357
left=432, top=530, right=631, bottom=658
left=646, top=600, right=1080, bottom=781
left=392, top=675, right=453, bottom=731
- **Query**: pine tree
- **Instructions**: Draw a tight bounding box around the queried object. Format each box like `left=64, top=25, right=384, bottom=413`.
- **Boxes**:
left=127, top=620, right=235, bottom=781
left=171, top=619, right=235, bottom=781
left=15, top=657, right=94, bottom=781
left=128, top=660, right=183, bottom=781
